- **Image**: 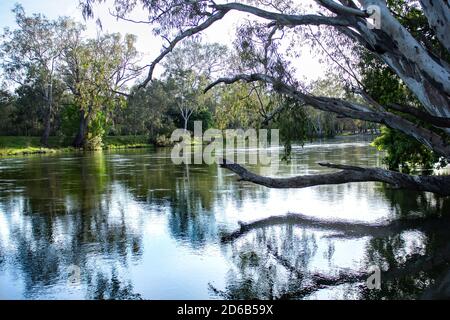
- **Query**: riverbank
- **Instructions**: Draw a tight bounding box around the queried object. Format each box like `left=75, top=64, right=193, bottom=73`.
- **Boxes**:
left=0, top=135, right=152, bottom=156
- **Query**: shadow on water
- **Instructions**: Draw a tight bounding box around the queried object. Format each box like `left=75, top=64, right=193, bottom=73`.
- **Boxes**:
left=0, top=135, right=449, bottom=299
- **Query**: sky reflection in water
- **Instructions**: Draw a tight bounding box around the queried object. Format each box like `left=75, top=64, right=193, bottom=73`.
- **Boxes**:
left=0, top=136, right=449, bottom=299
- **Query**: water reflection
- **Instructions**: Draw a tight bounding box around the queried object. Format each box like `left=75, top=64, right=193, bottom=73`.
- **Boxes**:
left=0, top=136, right=449, bottom=299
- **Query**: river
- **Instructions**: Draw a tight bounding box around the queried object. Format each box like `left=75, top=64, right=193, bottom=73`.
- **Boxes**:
left=0, top=135, right=449, bottom=299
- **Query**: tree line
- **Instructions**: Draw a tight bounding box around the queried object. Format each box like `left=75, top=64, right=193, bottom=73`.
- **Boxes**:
left=0, top=5, right=372, bottom=151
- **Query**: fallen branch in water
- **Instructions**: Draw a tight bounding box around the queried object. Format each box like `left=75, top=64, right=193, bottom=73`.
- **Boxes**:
left=220, top=160, right=450, bottom=196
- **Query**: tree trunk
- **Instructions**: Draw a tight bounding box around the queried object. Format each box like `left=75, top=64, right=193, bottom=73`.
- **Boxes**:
left=40, top=113, right=51, bottom=147
left=40, top=82, right=53, bottom=147
left=73, top=110, right=88, bottom=148
left=184, top=117, right=188, bottom=131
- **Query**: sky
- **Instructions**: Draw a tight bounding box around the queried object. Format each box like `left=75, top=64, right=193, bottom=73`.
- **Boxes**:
left=0, top=0, right=325, bottom=82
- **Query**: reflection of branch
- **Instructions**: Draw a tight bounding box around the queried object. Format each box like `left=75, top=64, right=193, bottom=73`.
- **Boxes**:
left=281, top=245, right=450, bottom=298
left=226, top=228, right=450, bottom=299
left=221, top=213, right=450, bottom=243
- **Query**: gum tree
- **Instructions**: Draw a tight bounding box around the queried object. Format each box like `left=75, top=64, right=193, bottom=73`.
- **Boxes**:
left=80, top=0, right=450, bottom=195
left=62, top=32, right=142, bottom=149
left=162, top=40, right=227, bottom=131
left=0, top=5, right=69, bottom=146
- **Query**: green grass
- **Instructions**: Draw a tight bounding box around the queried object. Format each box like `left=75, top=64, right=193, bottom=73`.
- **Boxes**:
left=103, top=135, right=151, bottom=149
left=0, top=135, right=152, bottom=157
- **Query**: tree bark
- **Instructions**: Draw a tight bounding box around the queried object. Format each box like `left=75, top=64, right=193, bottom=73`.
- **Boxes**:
left=419, top=0, right=450, bottom=53
left=73, top=110, right=88, bottom=148
left=40, top=82, right=53, bottom=147
left=40, top=112, right=51, bottom=147
left=221, top=212, right=450, bottom=243
left=184, top=116, right=188, bottom=131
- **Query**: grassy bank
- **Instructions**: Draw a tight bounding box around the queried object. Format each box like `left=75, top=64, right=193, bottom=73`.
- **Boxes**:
left=103, top=135, right=151, bottom=150
left=0, top=135, right=151, bottom=156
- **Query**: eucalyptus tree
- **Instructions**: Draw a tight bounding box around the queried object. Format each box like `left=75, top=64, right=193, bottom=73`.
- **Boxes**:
left=162, top=40, right=227, bottom=131
left=62, top=32, right=142, bottom=149
left=0, top=5, right=71, bottom=146
left=80, top=0, right=450, bottom=195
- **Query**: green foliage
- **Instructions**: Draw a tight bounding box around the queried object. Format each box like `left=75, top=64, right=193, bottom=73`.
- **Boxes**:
left=0, top=136, right=70, bottom=156
left=85, top=111, right=108, bottom=150
left=103, top=135, right=150, bottom=149
left=120, top=80, right=178, bottom=140
left=273, top=98, right=309, bottom=160
left=372, top=127, right=436, bottom=173
left=63, top=32, right=141, bottom=148
left=0, top=135, right=151, bottom=156
left=59, top=103, right=81, bottom=143
left=214, top=83, right=266, bottom=130
left=358, top=53, right=436, bottom=171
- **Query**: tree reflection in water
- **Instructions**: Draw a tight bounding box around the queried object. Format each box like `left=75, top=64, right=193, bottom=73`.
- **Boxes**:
left=212, top=188, right=450, bottom=299
left=1, top=139, right=449, bottom=299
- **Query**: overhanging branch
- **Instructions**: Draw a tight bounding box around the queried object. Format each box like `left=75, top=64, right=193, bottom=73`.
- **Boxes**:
left=205, top=73, right=450, bottom=158
left=388, top=103, right=450, bottom=128
left=220, top=159, right=450, bottom=196
left=211, top=2, right=353, bottom=27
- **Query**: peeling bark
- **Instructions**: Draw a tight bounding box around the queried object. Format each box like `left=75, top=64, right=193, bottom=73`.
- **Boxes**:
left=419, top=0, right=450, bottom=53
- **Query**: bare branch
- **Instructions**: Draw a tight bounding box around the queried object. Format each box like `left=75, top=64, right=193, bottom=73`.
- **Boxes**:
left=212, top=2, right=353, bottom=27
left=316, top=0, right=368, bottom=17
left=219, top=159, right=450, bottom=196
left=138, top=9, right=229, bottom=89
left=388, top=103, right=450, bottom=129
left=206, top=73, right=450, bottom=158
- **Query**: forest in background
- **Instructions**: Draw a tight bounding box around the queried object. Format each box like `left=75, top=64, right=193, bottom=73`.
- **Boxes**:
left=0, top=6, right=374, bottom=149
left=0, top=2, right=443, bottom=173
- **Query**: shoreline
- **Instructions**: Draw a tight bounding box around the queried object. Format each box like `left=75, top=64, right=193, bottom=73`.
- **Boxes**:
left=0, top=135, right=153, bottom=157
left=0, top=132, right=378, bottom=158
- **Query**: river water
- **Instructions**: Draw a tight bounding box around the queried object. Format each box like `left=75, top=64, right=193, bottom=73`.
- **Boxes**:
left=0, top=135, right=449, bottom=299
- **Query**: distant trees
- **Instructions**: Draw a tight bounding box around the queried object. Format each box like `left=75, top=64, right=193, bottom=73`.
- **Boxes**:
left=0, top=3, right=390, bottom=153
left=123, top=80, right=178, bottom=142
left=62, top=32, right=141, bottom=149
left=0, top=6, right=142, bottom=149
left=0, top=5, right=70, bottom=145
left=162, top=40, right=227, bottom=131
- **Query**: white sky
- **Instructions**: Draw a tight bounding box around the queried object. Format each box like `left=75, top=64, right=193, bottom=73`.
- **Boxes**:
left=0, top=0, right=326, bottom=83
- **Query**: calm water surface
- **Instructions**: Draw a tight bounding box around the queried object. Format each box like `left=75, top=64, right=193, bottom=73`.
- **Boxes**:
left=1, top=136, right=449, bottom=299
